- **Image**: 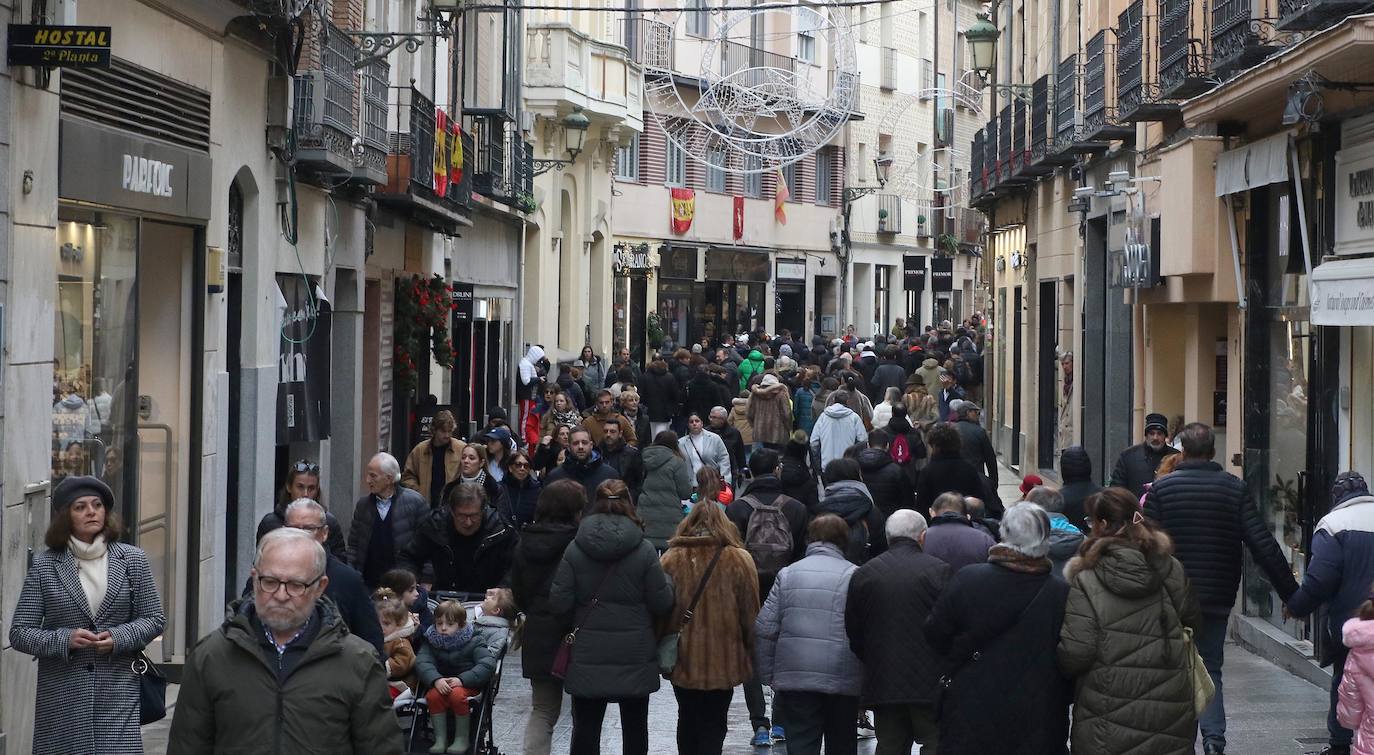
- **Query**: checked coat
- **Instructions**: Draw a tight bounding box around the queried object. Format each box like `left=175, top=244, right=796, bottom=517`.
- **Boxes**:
left=9, top=542, right=166, bottom=755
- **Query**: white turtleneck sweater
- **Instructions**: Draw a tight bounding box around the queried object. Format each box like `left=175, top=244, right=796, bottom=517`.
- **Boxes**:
left=68, top=535, right=109, bottom=616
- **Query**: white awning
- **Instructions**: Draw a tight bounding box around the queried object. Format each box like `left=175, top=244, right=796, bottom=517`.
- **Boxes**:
left=1311, top=256, right=1374, bottom=326
left=1215, top=132, right=1291, bottom=197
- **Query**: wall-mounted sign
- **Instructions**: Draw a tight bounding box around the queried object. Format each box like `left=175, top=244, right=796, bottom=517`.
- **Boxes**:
left=60, top=118, right=211, bottom=219
left=903, top=255, right=927, bottom=291
left=276, top=276, right=332, bottom=445
left=930, top=257, right=954, bottom=292
left=8, top=25, right=111, bottom=68
left=1335, top=144, right=1374, bottom=256
left=776, top=258, right=806, bottom=282
left=659, top=245, right=699, bottom=279
left=451, top=282, right=474, bottom=322
left=613, top=244, right=653, bottom=276
left=706, top=249, right=770, bottom=282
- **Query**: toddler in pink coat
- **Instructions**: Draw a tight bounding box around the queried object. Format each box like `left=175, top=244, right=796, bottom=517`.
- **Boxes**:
left=1339, top=605, right=1374, bottom=754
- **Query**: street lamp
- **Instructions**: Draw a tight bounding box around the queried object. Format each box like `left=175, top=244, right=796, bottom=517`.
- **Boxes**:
left=966, top=14, right=999, bottom=78
left=873, top=153, right=893, bottom=186
left=533, top=107, right=592, bottom=176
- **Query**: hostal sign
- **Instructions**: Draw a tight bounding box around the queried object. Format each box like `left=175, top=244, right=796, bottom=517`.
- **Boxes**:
left=1335, top=143, right=1374, bottom=256
left=8, top=25, right=111, bottom=68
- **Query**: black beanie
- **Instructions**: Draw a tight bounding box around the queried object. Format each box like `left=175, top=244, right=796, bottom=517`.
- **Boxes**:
left=1331, top=471, right=1369, bottom=508
left=52, top=475, right=115, bottom=514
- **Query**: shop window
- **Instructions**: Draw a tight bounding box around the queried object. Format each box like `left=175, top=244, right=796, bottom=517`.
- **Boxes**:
left=615, top=134, right=640, bottom=180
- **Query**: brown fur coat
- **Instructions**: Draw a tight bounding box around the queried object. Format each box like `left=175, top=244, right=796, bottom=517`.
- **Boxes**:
left=659, top=535, right=761, bottom=690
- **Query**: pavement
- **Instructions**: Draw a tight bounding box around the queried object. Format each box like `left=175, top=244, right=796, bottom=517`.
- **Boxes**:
left=142, top=463, right=1337, bottom=755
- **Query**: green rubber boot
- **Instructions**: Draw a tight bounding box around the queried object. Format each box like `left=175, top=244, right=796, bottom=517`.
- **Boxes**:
left=446, top=714, right=470, bottom=754
left=428, top=713, right=449, bottom=754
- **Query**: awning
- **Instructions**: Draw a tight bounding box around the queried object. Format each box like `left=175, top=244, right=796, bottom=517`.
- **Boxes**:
left=1312, top=256, right=1374, bottom=326
left=1215, top=132, right=1291, bottom=197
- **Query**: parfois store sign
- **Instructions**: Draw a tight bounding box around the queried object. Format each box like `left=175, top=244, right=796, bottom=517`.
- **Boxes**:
left=8, top=25, right=111, bottom=68
left=276, top=275, right=333, bottom=444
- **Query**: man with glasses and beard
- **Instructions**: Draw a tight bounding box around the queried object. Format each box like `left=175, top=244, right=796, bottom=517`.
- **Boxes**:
left=169, top=528, right=402, bottom=753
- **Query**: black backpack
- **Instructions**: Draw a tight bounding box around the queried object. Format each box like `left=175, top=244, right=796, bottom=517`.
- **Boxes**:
left=741, top=494, right=797, bottom=578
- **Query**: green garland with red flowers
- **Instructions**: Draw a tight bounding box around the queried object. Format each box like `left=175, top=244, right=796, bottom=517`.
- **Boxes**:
left=394, top=274, right=457, bottom=392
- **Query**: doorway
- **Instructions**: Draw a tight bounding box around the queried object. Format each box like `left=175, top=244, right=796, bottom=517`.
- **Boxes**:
left=1011, top=285, right=1023, bottom=468
left=1037, top=280, right=1058, bottom=470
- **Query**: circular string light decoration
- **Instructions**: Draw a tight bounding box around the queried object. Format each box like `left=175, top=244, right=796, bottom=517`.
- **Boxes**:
left=639, top=2, right=858, bottom=174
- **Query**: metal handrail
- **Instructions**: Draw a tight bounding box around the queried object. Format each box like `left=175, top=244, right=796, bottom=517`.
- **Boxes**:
left=138, top=423, right=175, bottom=663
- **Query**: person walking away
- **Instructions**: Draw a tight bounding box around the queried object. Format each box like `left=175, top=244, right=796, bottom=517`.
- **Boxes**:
left=660, top=497, right=762, bottom=755
left=923, top=504, right=1072, bottom=754
left=914, top=356, right=942, bottom=394
left=950, top=400, right=1001, bottom=516
left=1287, top=472, right=1374, bottom=755
left=1337, top=596, right=1374, bottom=755
left=884, top=405, right=928, bottom=491
left=1059, top=445, right=1102, bottom=534
left=402, top=410, right=466, bottom=507
left=168, top=529, right=402, bottom=753
left=549, top=480, right=676, bottom=755
left=518, top=345, right=548, bottom=448
left=726, top=448, right=811, bottom=745
left=545, top=427, right=622, bottom=505
left=1023, top=487, right=1085, bottom=579
left=1058, top=488, right=1200, bottom=755
left=755, top=515, right=866, bottom=755
left=415, top=599, right=499, bottom=753
left=598, top=417, right=645, bottom=501
left=348, top=453, right=431, bottom=588
left=510, top=480, right=585, bottom=755
left=1145, top=422, right=1299, bottom=755
left=845, top=510, right=950, bottom=755
left=793, top=370, right=819, bottom=436
left=9, top=476, right=166, bottom=755
left=739, top=348, right=766, bottom=391
left=810, top=391, right=868, bottom=469
left=730, top=391, right=754, bottom=447
left=639, top=359, right=682, bottom=440
left=857, top=429, right=914, bottom=517
left=814, top=458, right=887, bottom=565
left=780, top=430, right=820, bottom=512
left=921, top=493, right=995, bottom=572
left=640, top=431, right=695, bottom=551
left=748, top=374, right=794, bottom=450
left=678, top=412, right=733, bottom=484
left=869, top=348, right=908, bottom=407
left=902, top=381, right=939, bottom=427
left=1110, top=412, right=1180, bottom=498
left=914, top=423, right=987, bottom=512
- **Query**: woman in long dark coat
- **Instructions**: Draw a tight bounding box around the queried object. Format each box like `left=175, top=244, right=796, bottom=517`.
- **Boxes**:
left=9, top=476, right=166, bottom=755
left=510, top=479, right=585, bottom=755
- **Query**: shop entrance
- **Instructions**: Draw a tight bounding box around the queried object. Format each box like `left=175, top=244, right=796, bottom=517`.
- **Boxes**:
left=776, top=285, right=805, bottom=337
left=54, top=210, right=199, bottom=663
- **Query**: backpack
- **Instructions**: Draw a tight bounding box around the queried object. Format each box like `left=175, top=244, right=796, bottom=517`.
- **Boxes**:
left=891, top=433, right=912, bottom=465
left=741, top=494, right=796, bottom=578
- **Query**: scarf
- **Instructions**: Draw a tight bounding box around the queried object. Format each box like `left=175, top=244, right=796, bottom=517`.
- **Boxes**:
left=385, top=618, right=417, bottom=644
left=987, top=543, right=1052, bottom=574
left=425, top=623, right=475, bottom=651
left=551, top=408, right=581, bottom=429
left=460, top=470, right=488, bottom=488
left=68, top=535, right=109, bottom=616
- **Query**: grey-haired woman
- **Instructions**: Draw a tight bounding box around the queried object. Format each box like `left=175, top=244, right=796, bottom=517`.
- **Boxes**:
left=10, top=476, right=166, bottom=755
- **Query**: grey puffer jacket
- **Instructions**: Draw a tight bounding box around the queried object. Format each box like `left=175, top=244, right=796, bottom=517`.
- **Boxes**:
left=549, top=513, right=675, bottom=699
left=755, top=541, right=863, bottom=696
left=638, top=445, right=693, bottom=550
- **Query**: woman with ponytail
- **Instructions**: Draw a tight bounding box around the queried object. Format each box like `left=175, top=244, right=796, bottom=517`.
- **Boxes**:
left=1057, top=487, right=1201, bottom=754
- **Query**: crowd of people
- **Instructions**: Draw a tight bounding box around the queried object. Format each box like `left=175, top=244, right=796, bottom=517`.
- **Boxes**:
left=11, top=315, right=1374, bottom=755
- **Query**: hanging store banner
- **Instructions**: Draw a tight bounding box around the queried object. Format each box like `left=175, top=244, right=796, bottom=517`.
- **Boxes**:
left=904, top=255, right=928, bottom=291
left=733, top=196, right=745, bottom=240
left=276, top=275, right=332, bottom=445
left=670, top=188, right=695, bottom=234
left=930, top=257, right=954, bottom=292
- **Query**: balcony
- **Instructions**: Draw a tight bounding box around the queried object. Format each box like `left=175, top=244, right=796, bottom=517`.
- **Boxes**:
left=1082, top=30, right=1135, bottom=142
left=1279, top=0, right=1370, bottom=30
left=354, top=58, right=390, bottom=185
left=1116, top=0, right=1179, bottom=121
left=984, top=116, right=1000, bottom=195
left=969, top=129, right=987, bottom=200
left=997, top=106, right=1030, bottom=186
left=377, top=86, right=470, bottom=231
left=876, top=194, right=901, bottom=234
left=472, top=115, right=534, bottom=210
left=1026, top=74, right=1069, bottom=173
left=1011, top=99, right=1031, bottom=177
left=1052, top=55, right=1093, bottom=155
left=292, top=25, right=359, bottom=179
left=1211, top=0, right=1283, bottom=77
left=525, top=22, right=644, bottom=134
left=720, top=40, right=797, bottom=88
left=1159, top=0, right=1212, bottom=98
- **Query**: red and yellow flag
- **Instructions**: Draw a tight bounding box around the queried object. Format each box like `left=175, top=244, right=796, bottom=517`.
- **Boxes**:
left=774, top=168, right=789, bottom=225
left=434, top=109, right=449, bottom=197
left=670, top=188, right=695, bottom=234
left=450, top=122, right=464, bottom=186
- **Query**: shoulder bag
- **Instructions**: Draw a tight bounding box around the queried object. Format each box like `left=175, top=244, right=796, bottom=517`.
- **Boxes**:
left=658, top=545, right=726, bottom=676
left=550, top=563, right=618, bottom=680
left=1183, top=625, right=1216, bottom=718
left=935, top=576, right=1052, bottom=714
left=128, top=575, right=167, bottom=724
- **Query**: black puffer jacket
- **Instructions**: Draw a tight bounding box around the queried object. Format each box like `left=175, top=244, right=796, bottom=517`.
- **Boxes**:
left=915, top=454, right=987, bottom=512
left=869, top=360, right=908, bottom=404
left=1110, top=442, right=1179, bottom=498
left=510, top=521, right=578, bottom=679
left=779, top=456, right=819, bottom=511
left=845, top=539, right=951, bottom=706
left=549, top=514, right=675, bottom=699
left=857, top=447, right=914, bottom=516
left=1059, top=446, right=1101, bottom=534
left=885, top=415, right=929, bottom=490
left=599, top=441, right=645, bottom=500
left=814, top=480, right=888, bottom=564
left=686, top=371, right=728, bottom=420
left=501, top=475, right=542, bottom=528
left=1144, top=459, right=1300, bottom=615
left=396, top=505, right=519, bottom=594
left=544, top=451, right=622, bottom=507
left=638, top=363, right=680, bottom=422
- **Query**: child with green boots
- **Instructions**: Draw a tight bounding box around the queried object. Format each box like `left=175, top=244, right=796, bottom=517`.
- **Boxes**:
left=416, top=600, right=497, bottom=754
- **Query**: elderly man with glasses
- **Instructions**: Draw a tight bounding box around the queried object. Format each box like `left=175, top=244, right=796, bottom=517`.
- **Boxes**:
left=169, top=528, right=403, bottom=754
left=245, top=499, right=383, bottom=655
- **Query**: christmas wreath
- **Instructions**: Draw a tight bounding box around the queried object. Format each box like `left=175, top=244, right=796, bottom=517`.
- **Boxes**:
left=394, top=274, right=456, bottom=392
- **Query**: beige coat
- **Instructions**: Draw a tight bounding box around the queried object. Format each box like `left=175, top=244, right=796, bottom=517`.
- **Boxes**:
left=400, top=437, right=466, bottom=506
left=730, top=396, right=754, bottom=444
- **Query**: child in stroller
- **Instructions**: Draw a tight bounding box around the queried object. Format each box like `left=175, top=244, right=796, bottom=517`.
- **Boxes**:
left=416, top=600, right=499, bottom=753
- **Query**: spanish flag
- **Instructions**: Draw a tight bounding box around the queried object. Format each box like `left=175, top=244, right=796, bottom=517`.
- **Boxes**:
left=774, top=167, right=789, bottom=225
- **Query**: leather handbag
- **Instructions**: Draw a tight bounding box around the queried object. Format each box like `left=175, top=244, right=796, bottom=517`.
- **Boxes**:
left=658, top=545, right=726, bottom=676
left=133, top=652, right=168, bottom=725
left=1183, top=626, right=1216, bottom=718
left=551, top=563, right=618, bottom=680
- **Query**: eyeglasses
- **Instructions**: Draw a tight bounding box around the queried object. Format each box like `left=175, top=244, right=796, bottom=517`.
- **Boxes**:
left=291, top=461, right=321, bottom=474
left=289, top=523, right=327, bottom=534
left=256, top=574, right=323, bottom=598
left=510, top=461, right=531, bottom=469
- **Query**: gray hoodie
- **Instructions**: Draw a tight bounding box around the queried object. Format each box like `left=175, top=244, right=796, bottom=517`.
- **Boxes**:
left=810, top=403, right=868, bottom=467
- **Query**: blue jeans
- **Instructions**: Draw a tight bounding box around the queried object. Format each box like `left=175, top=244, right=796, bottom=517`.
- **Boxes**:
left=1331, top=646, right=1355, bottom=747
left=1195, top=615, right=1228, bottom=750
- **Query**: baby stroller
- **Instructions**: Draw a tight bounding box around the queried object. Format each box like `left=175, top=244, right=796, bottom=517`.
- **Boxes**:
left=394, top=592, right=511, bottom=755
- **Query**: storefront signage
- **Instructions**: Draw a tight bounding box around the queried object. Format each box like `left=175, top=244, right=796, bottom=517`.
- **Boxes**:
left=276, top=275, right=332, bottom=445
left=706, top=249, right=770, bottom=282
left=451, top=282, right=474, bottom=322
left=613, top=244, right=653, bottom=276
left=8, top=25, right=111, bottom=68
left=904, top=255, right=927, bottom=291
left=60, top=118, right=211, bottom=219
left=776, top=258, right=806, bottom=282
left=930, top=257, right=954, bottom=292
left=1312, top=257, right=1374, bottom=326
left=659, top=245, right=699, bottom=280
left=1335, top=146, right=1374, bottom=256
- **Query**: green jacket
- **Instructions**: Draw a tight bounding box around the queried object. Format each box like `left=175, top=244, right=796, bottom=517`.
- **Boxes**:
left=738, top=350, right=765, bottom=392
left=1057, top=537, right=1200, bottom=755
left=168, top=597, right=402, bottom=755
left=414, top=625, right=496, bottom=690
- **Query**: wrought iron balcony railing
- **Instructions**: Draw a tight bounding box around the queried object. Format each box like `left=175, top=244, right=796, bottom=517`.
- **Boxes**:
left=1012, top=98, right=1029, bottom=176
left=1082, top=29, right=1134, bottom=142
left=1026, top=74, right=1069, bottom=171
left=1118, top=2, right=1180, bottom=122
left=1159, top=0, right=1212, bottom=98
left=720, top=41, right=796, bottom=89
left=1278, top=0, right=1370, bottom=30
left=1211, top=0, right=1294, bottom=76
left=997, top=106, right=1013, bottom=183
left=985, top=116, right=1000, bottom=192
left=970, top=128, right=986, bottom=199
left=876, top=194, right=901, bottom=234
left=293, top=24, right=359, bottom=178
left=355, top=57, right=390, bottom=185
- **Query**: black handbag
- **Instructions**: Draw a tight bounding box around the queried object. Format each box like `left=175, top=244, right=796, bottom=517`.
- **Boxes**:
left=133, top=652, right=167, bottom=724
